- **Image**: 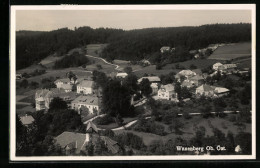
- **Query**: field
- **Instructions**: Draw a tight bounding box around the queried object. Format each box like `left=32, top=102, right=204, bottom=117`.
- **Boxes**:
left=114, top=115, right=251, bottom=146
left=134, top=59, right=219, bottom=77
left=39, top=55, right=65, bottom=68
left=86, top=44, right=108, bottom=56
left=208, top=42, right=251, bottom=60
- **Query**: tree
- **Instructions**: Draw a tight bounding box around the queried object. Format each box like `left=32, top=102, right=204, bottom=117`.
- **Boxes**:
left=30, top=81, right=39, bottom=89
left=102, top=79, right=132, bottom=122
left=200, top=104, right=212, bottom=118
left=20, top=79, right=29, bottom=88
left=139, top=78, right=152, bottom=97
left=124, top=66, right=133, bottom=74
left=122, top=74, right=138, bottom=95
left=49, top=97, right=68, bottom=112
left=92, top=70, right=108, bottom=89
left=72, top=75, right=77, bottom=84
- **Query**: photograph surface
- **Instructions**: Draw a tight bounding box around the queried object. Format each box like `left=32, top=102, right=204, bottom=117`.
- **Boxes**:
left=10, top=5, right=256, bottom=161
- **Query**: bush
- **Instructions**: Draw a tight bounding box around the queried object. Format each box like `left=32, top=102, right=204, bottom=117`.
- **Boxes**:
left=134, top=119, right=167, bottom=136
left=95, top=115, right=114, bottom=125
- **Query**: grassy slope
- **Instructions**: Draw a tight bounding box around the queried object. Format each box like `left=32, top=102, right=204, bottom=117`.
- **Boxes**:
left=208, top=42, right=251, bottom=60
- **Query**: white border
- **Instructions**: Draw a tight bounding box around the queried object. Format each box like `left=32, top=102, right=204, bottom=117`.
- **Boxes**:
left=10, top=4, right=256, bottom=161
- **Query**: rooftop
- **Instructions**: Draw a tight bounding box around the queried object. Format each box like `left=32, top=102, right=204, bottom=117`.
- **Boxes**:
left=72, top=95, right=99, bottom=106
left=138, top=76, right=161, bottom=83
left=61, top=84, right=73, bottom=90
left=54, top=78, right=71, bottom=84
left=160, top=84, right=175, bottom=92
left=78, top=80, right=94, bottom=88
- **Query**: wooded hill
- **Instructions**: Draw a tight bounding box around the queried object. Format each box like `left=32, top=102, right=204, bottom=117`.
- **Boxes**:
left=16, top=23, right=251, bottom=70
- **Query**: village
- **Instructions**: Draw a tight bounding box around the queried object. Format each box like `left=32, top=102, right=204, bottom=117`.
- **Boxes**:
left=16, top=42, right=252, bottom=156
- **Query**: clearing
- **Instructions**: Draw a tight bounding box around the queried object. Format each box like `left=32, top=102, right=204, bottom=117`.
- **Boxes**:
left=208, top=42, right=251, bottom=61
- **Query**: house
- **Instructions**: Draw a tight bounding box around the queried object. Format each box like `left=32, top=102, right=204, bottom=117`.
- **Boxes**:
left=158, top=84, right=177, bottom=100
left=140, top=59, right=151, bottom=66
left=137, top=76, right=161, bottom=84
left=71, top=95, right=100, bottom=114
left=195, top=84, right=215, bottom=97
left=212, top=62, right=223, bottom=71
left=214, top=87, right=230, bottom=97
left=60, top=84, right=73, bottom=92
left=55, top=131, right=90, bottom=155
left=19, top=114, right=34, bottom=126
left=188, top=75, right=204, bottom=86
left=175, top=70, right=196, bottom=81
left=218, top=64, right=237, bottom=73
left=77, top=80, right=94, bottom=95
left=100, top=136, right=120, bottom=154
left=196, top=84, right=229, bottom=97
left=35, top=88, right=76, bottom=111
left=150, top=83, right=159, bottom=94
left=86, top=121, right=99, bottom=133
left=160, top=46, right=171, bottom=53
left=54, top=78, right=71, bottom=88
left=116, top=72, right=128, bottom=79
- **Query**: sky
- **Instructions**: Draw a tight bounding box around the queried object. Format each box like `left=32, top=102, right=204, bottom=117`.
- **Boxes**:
left=16, top=10, right=252, bottom=31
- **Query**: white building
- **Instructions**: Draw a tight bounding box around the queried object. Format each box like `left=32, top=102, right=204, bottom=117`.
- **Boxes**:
left=116, top=72, right=128, bottom=79
left=160, top=46, right=171, bottom=53
left=212, top=62, right=223, bottom=71
left=77, top=80, right=94, bottom=95
left=71, top=95, right=99, bottom=114
left=158, top=84, right=176, bottom=100
left=54, top=78, right=71, bottom=88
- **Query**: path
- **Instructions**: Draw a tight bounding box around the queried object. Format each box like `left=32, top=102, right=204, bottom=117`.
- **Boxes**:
left=85, top=55, right=120, bottom=70
left=83, top=114, right=106, bottom=124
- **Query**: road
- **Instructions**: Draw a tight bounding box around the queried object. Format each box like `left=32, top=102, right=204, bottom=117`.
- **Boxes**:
left=85, top=54, right=120, bottom=70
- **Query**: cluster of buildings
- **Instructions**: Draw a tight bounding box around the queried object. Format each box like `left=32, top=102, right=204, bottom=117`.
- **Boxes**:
left=35, top=75, right=100, bottom=115
left=160, top=46, right=175, bottom=53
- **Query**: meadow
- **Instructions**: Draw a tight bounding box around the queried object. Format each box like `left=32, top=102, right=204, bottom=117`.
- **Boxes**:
left=208, top=42, right=251, bottom=60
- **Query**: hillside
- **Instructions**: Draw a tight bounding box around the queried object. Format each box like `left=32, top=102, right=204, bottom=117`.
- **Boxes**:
left=16, top=24, right=251, bottom=70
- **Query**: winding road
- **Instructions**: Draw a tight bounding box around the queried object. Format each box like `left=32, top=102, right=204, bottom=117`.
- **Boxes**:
left=85, top=54, right=120, bottom=70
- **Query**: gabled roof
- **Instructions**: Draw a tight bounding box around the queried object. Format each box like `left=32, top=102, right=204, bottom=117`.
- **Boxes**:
left=78, top=80, right=94, bottom=88
left=150, top=83, right=159, bottom=88
left=61, top=84, right=72, bottom=90
left=138, top=76, right=161, bottom=83
left=213, top=62, right=223, bottom=67
left=45, top=88, right=66, bottom=98
left=196, top=84, right=215, bottom=92
left=214, top=87, right=229, bottom=94
left=55, top=131, right=89, bottom=153
left=177, top=70, right=195, bottom=76
left=54, top=78, right=71, bottom=84
left=72, top=95, right=99, bottom=106
left=35, top=89, right=49, bottom=98
left=100, top=136, right=120, bottom=154
left=160, top=46, right=170, bottom=50
left=86, top=121, right=99, bottom=133
left=20, top=115, right=34, bottom=125
left=160, top=84, right=175, bottom=92
left=116, top=72, right=128, bottom=77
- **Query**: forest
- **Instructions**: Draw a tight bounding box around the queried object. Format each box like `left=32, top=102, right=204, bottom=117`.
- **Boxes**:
left=16, top=23, right=251, bottom=70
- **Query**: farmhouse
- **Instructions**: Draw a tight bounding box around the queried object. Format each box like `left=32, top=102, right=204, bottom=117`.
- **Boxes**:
left=195, top=84, right=229, bottom=97
left=212, top=62, right=223, bottom=71
left=55, top=131, right=90, bottom=155
left=19, top=114, right=34, bottom=126
left=35, top=88, right=76, bottom=111
left=160, top=46, right=171, bottom=53
left=77, top=80, right=94, bottom=95
left=116, top=72, right=128, bottom=79
left=158, top=84, right=177, bottom=100
left=138, top=76, right=161, bottom=84
left=71, top=95, right=100, bottom=114
left=195, top=84, right=215, bottom=97
left=175, top=70, right=196, bottom=81
left=60, top=83, right=73, bottom=92
left=54, top=78, right=71, bottom=88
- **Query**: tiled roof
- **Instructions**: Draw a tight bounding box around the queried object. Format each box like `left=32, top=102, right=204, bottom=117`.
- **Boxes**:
left=78, top=80, right=94, bottom=88
left=100, top=136, right=120, bottom=154
left=214, top=87, right=229, bottom=94
left=196, top=84, right=215, bottom=92
left=61, top=84, right=72, bottom=90
left=138, top=76, right=161, bottom=83
left=55, top=132, right=89, bottom=153
left=86, top=121, right=99, bottom=133
left=54, top=78, right=70, bottom=84
left=160, top=84, right=175, bottom=92
left=72, top=95, right=99, bottom=106
left=20, top=115, right=34, bottom=125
